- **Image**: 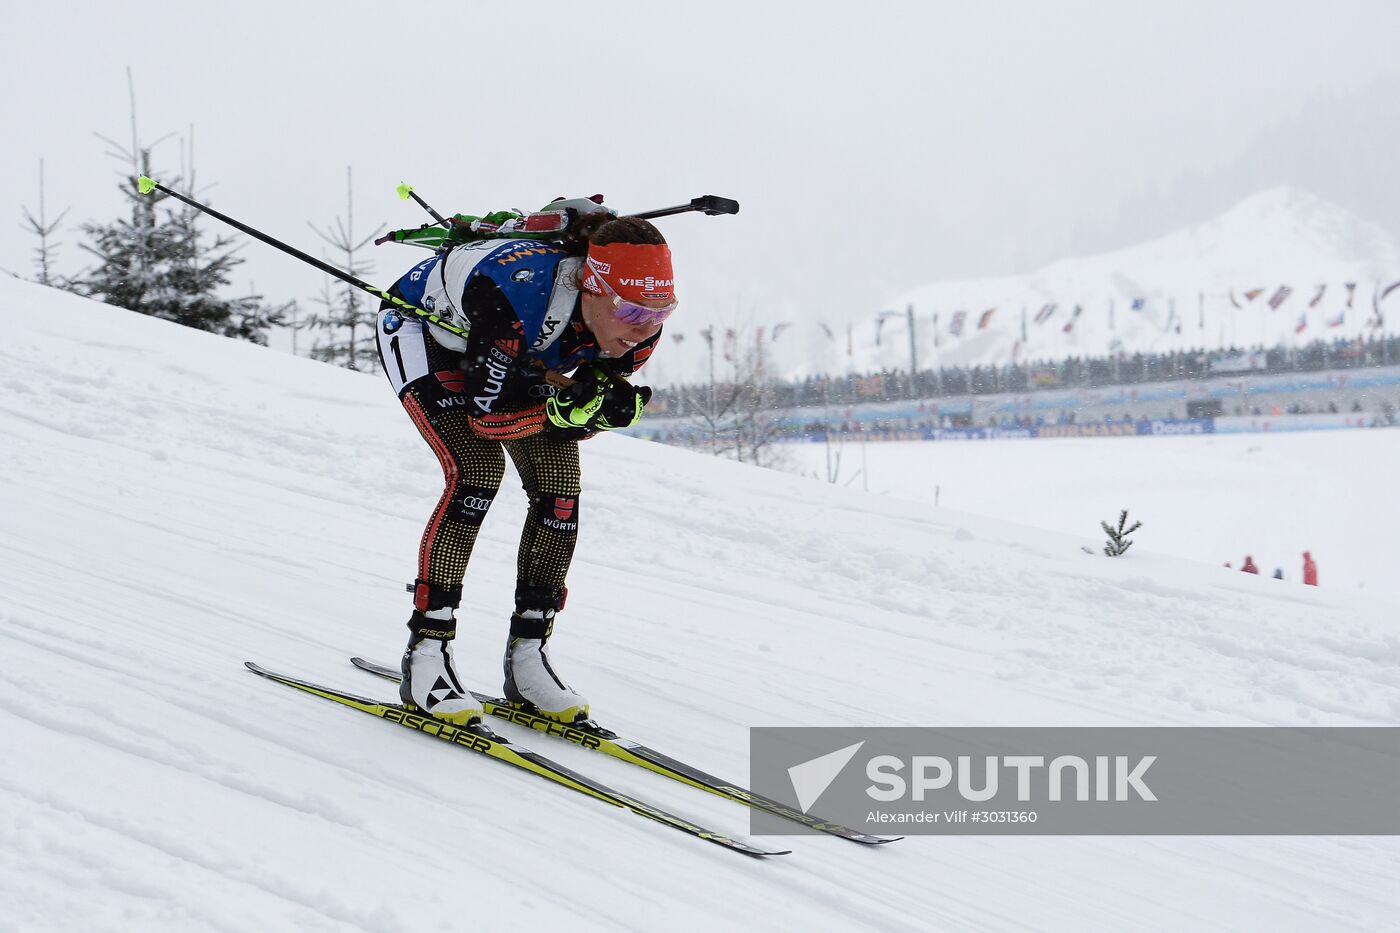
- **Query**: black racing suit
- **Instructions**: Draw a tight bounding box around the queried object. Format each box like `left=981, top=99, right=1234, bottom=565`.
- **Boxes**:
left=373, top=239, right=658, bottom=622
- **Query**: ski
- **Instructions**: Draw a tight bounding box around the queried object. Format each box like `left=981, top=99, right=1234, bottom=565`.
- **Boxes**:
left=244, top=662, right=787, bottom=859
left=350, top=656, right=898, bottom=846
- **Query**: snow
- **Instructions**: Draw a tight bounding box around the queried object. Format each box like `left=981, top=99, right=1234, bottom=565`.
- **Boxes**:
left=779, top=429, right=1400, bottom=605
left=710, top=187, right=1400, bottom=384
left=875, top=187, right=1400, bottom=370
left=2, top=275, right=1399, bottom=931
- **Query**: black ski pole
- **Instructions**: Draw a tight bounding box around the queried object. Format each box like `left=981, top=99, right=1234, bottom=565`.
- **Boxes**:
left=395, top=182, right=448, bottom=225
left=135, top=174, right=474, bottom=338
left=628, top=195, right=740, bottom=220
left=391, top=183, right=739, bottom=226
left=135, top=176, right=581, bottom=390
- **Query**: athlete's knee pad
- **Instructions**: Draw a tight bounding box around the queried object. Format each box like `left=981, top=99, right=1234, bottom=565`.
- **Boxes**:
left=532, top=492, right=579, bottom=534
left=449, top=485, right=498, bottom=526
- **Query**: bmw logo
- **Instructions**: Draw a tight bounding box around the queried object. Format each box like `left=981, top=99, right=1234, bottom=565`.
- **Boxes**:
left=512, top=269, right=535, bottom=282
left=422, top=295, right=436, bottom=311
left=382, top=311, right=404, bottom=334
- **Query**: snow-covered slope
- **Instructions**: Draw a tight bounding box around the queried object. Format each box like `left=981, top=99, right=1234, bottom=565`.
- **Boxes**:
left=855, top=187, right=1400, bottom=372
left=2, top=276, right=1399, bottom=932
left=780, top=429, right=1400, bottom=606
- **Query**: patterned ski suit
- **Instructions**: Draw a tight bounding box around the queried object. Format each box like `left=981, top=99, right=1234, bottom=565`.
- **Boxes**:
left=374, top=238, right=659, bottom=617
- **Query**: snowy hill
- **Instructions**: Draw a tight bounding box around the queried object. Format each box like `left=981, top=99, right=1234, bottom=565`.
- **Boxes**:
left=782, top=430, right=1400, bottom=605
left=884, top=184, right=1400, bottom=367
left=3, top=276, right=1399, bottom=931
left=846, top=187, right=1400, bottom=374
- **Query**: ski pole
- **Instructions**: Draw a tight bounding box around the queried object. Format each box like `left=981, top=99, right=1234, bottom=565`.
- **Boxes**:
left=392, top=183, right=740, bottom=226
left=134, top=175, right=575, bottom=388
left=628, top=195, right=740, bottom=220
left=395, top=182, right=448, bottom=226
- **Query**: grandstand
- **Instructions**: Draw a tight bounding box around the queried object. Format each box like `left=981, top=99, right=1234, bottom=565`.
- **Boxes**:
left=636, top=335, right=1400, bottom=444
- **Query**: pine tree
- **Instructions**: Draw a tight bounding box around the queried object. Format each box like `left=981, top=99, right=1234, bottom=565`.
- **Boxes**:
left=1101, top=509, right=1142, bottom=557
left=75, top=147, right=284, bottom=343
left=77, top=147, right=177, bottom=313
left=21, top=159, right=70, bottom=288
left=305, top=166, right=381, bottom=369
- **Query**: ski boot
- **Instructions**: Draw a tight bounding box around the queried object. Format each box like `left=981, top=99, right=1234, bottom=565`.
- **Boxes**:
left=502, top=588, right=589, bottom=724
left=399, top=583, right=482, bottom=725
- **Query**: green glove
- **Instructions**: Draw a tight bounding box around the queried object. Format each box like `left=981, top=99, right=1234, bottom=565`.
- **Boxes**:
left=545, top=365, right=651, bottom=432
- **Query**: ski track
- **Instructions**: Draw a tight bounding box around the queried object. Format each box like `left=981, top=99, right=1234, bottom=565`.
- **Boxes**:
left=4, top=277, right=1400, bottom=930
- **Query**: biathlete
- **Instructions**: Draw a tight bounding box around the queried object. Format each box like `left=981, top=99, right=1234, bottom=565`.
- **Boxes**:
left=374, top=199, right=675, bottom=725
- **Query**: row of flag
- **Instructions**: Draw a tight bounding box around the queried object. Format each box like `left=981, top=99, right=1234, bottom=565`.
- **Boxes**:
left=664, top=280, right=1400, bottom=355
left=929, top=308, right=996, bottom=336
left=1233, top=282, right=1343, bottom=311
left=924, top=279, right=1400, bottom=340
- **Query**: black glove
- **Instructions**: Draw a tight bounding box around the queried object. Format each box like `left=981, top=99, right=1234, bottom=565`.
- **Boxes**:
left=596, top=379, right=652, bottom=430
left=545, top=364, right=651, bottom=433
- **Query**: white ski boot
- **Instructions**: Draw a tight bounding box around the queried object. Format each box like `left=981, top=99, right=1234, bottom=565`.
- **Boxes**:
left=400, top=608, right=482, bottom=725
left=502, top=607, right=589, bottom=724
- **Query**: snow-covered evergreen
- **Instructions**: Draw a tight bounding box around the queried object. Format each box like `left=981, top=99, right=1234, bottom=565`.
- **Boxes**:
left=75, top=149, right=282, bottom=344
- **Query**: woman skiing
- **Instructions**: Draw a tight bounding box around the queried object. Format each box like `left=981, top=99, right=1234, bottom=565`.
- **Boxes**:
left=373, top=199, right=675, bottom=726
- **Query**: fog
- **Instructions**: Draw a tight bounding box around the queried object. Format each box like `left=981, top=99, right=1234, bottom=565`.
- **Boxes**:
left=5, top=0, right=1398, bottom=351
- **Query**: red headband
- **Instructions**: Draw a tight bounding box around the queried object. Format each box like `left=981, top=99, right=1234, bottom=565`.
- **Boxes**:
left=581, top=242, right=675, bottom=303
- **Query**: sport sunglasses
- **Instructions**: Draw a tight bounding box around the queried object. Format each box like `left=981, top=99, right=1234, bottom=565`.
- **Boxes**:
left=590, top=267, right=678, bottom=325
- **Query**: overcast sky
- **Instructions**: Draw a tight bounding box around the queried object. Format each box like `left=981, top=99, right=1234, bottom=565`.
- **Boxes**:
left=6, top=0, right=1399, bottom=367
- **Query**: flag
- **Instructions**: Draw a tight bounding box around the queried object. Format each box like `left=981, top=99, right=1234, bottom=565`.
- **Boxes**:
left=1034, top=303, right=1056, bottom=324
left=1130, top=297, right=1146, bottom=312
left=818, top=322, right=834, bottom=341
left=1345, top=282, right=1356, bottom=307
left=977, top=307, right=996, bottom=329
left=771, top=322, right=793, bottom=341
left=1159, top=300, right=1178, bottom=334
left=874, top=309, right=899, bottom=346
left=699, top=326, right=714, bottom=347
left=1308, top=284, right=1326, bottom=307
left=1376, top=281, right=1400, bottom=330
left=931, top=312, right=940, bottom=348
left=723, top=328, right=736, bottom=361
left=672, top=332, right=686, bottom=343
left=1267, top=285, right=1292, bottom=310
left=1243, top=288, right=1264, bottom=302
left=1229, top=291, right=1241, bottom=309
left=1327, top=309, right=1345, bottom=328
left=1294, top=310, right=1307, bottom=334
left=950, top=310, right=967, bottom=336
left=1062, top=304, right=1083, bottom=333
